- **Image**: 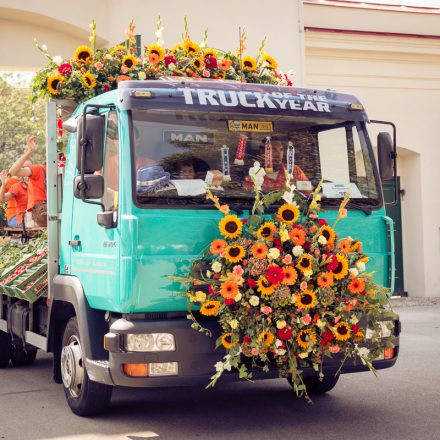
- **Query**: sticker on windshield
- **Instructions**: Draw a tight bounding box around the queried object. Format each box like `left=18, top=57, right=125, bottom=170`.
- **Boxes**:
left=296, top=181, right=312, bottom=191
left=322, top=183, right=363, bottom=198
left=228, top=120, right=273, bottom=132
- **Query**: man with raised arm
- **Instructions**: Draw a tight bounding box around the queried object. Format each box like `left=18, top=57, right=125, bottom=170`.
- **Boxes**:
left=9, top=135, right=47, bottom=227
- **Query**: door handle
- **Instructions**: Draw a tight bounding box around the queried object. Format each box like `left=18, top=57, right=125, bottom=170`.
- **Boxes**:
left=69, top=240, right=81, bottom=247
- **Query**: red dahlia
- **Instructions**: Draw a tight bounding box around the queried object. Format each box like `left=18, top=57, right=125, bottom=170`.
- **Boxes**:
left=266, top=265, right=285, bottom=284
left=277, top=327, right=293, bottom=340
left=58, top=63, right=72, bottom=76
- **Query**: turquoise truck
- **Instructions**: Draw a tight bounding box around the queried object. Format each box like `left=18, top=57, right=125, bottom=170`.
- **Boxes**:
left=0, top=79, right=400, bottom=416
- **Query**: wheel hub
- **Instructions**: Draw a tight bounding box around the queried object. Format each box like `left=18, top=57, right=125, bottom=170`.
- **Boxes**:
left=61, top=335, right=84, bottom=398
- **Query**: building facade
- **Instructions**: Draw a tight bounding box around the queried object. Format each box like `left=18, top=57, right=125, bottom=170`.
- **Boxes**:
left=0, top=0, right=439, bottom=297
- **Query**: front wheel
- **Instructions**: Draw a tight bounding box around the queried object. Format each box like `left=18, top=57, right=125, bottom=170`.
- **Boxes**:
left=61, top=317, right=113, bottom=416
left=288, top=374, right=340, bottom=394
left=0, top=331, right=11, bottom=368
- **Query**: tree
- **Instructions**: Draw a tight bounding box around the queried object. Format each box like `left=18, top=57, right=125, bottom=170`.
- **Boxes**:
left=0, top=73, right=46, bottom=172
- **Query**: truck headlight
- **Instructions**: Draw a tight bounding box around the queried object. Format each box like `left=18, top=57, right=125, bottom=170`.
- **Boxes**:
left=125, top=333, right=176, bottom=352
left=366, top=321, right=393, bottom=339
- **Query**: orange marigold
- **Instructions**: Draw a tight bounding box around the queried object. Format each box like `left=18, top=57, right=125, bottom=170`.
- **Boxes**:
left=210, top=239, right=227, bottom=255
left=347, top=277, right=366, bottom=294
left=251, top=242, right=268, bottom=259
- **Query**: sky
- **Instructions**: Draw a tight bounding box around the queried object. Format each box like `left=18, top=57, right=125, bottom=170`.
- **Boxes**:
left=340, top=0, right=440, bottom=7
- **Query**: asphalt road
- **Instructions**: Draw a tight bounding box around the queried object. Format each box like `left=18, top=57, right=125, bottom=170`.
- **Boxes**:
left=0, top=305, right=439, bottom=440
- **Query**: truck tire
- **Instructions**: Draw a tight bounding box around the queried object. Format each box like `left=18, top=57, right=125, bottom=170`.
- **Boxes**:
left=10, top=344, right=38, bottom=366
left=61, top=317, right=113, bottom=417
left=0, top=331, right=11, bottom=368
left=288, top=374, right=340, bottom=394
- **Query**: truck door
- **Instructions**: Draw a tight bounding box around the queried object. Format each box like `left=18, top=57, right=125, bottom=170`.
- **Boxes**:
left=69, top=110, right=121, bottom=310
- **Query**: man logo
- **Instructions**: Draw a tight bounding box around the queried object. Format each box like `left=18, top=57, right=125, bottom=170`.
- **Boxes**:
left=164, top=131, right=214, bottom=144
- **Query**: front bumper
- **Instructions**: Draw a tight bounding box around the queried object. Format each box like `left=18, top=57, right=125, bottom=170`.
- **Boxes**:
left=86, top=316, right=400, bottom=387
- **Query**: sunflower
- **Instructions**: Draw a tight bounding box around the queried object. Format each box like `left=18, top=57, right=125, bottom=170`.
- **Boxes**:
left=221, top=333, right=237, bottom=348
left=147, top=44, right=165, bottom=63
left=74, top=45, right=92, bottom=62
left=295, top=289, right=317, bottom=310
left=347, top=277, right=366, bottom=294
left=334, top=321, right=351, bottom=341
left=257, top=222, right=277, bottom=241
left=47, top=73, right=64, bottom=95
left=258, top=331, right=275, bottom=347
left=351, top=241, right=363, bottom=253
left=278, top=204, right=300, bottom=225
left=220, top=280, right=239, bottom=299
left=200, top=300, right=221, bottom=316
left=262, top=53, right=278, bottom=69
left=331, top=255, right=349, bottom=280
left=81, top=72, right=96, bottom=88
left=338, top=239, right=351, bottom=254
left=317, top=271, right=334, bottom=288
left=183, top=40, right=201, bottom=56
left=319, top=225, right=336, bottom=244
left=282, top=266, right=298, bottom=285
left=257, top=276, right=276, bottom=296
left=297, top=328, right=317, bottom=349
left=203, top=48, right=216, bottom=58
left=218, top=215, right=242, bottom=239
left=192, top=57, right=204, bottom=70
left=296, top=254, right=313, bottom=272
left=225, top=245, right=245, bottom=263
left=242, top=55, right=257, bottom=71
left=252, top=242, right=268, bottom=260
left=210, top=239, right=227, bottom=255
left=122, top=55, right=138, bottom=70
left=289, top=227, right=306, bottom=245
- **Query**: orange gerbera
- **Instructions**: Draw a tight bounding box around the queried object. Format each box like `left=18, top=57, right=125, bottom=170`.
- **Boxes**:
left=252, top=242, right=268, bottom=259
left=282, top=266, right=298, bottom=285
left=347, top=277, right=366, bottom=294
left=289, top=227, right=306, bottom=246
left=338, top=239, right=351, bottom=254
left=210, top=239, right=227, bottom=255
left=220, top=281, right=239, bottom=299
left=317, top=271, right=334, bottom=288
left=218, top=59, right=232, bottom=71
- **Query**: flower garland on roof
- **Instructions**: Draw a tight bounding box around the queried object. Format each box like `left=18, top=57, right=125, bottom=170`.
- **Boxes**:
left=31, top=16, right=294, bottom=104
left=173, top=164, right=397, bottom=401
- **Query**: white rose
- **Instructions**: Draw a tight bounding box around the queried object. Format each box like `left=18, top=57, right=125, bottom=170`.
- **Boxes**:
left=349, top=268, right=359, bottom=277
left=195, top=291, right=206, bottom=302
left=268, top=247, right=280, bottom=260
left=168, top=63, right=176, bottom=71
left=229, top=319, right=238, bottom=329
left=356, top=261, right=366, bottom=272
left=303, top=269, right=313, bottom=277
left=276, top=320, right=287, bottom=329
left=293, top=245, right=304, bottom=257
left=138, top=71, right=147, bottom=80
left=350, top=315, right=359, bottom=324
left=234, top=292, right=242, bottom=302
left=249, top=295, right=260, bottom=306
left=211, top=261, right=222, bottom=273
left=318, top=235, right=327, bottom=245
left=275, top=339, right=284, bottom=348
left=52, top=56, right=63, bottom=66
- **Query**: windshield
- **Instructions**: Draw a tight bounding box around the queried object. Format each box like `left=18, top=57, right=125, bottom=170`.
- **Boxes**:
left=131, top=109, right=380, bottom=207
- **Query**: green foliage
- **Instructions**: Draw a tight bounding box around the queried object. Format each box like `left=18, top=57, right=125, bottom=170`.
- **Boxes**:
left=0, top=74, right=46, bottom=172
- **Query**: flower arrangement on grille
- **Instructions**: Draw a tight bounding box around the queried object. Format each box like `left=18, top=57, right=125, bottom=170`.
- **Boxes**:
left=32, top=16, right=293, bottom=104
left=178, top=163, right=396, bottom=401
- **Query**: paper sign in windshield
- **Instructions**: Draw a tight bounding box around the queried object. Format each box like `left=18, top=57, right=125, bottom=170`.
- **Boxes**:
left=228, top=120, right=273, bottom=132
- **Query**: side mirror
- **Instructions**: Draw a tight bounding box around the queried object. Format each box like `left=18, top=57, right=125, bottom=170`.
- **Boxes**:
left=76, top=114, right=105, bottom=172
left=377, top=132, right=394, bottom=181
left=73, top=175, right=104, bottom=199
left=97, top=211, right=117, bottom=229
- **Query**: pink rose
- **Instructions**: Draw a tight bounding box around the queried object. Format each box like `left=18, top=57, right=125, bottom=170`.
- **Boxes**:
left=94, top=62, right=103, bottom=70
left=329, top=345, right=340, bottom=354
left=314, top=249, right=321, bottom=257
left=300, top=281, right=307, bottom=291
left=282, top=254, right=293, bottom=265
left=121, top=66, right=129, bottom=74
left=251, top=348, right=259, bottom=356
left=233, top=265, right=244, bottom=276
left=202, top=69, right=210, bottom=78
left=309, top=214, right=318, bottom=219
left=260, top=306, right=272, bottom=315
left=301, top=314, right=312, bottom=325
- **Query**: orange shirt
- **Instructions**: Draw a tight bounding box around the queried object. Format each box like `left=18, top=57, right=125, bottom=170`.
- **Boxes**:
left=5, top=178, right=18, bottom=221
left=27, top=164, right=46, bottom=210
left=9, top=181, right=28, bottom=224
